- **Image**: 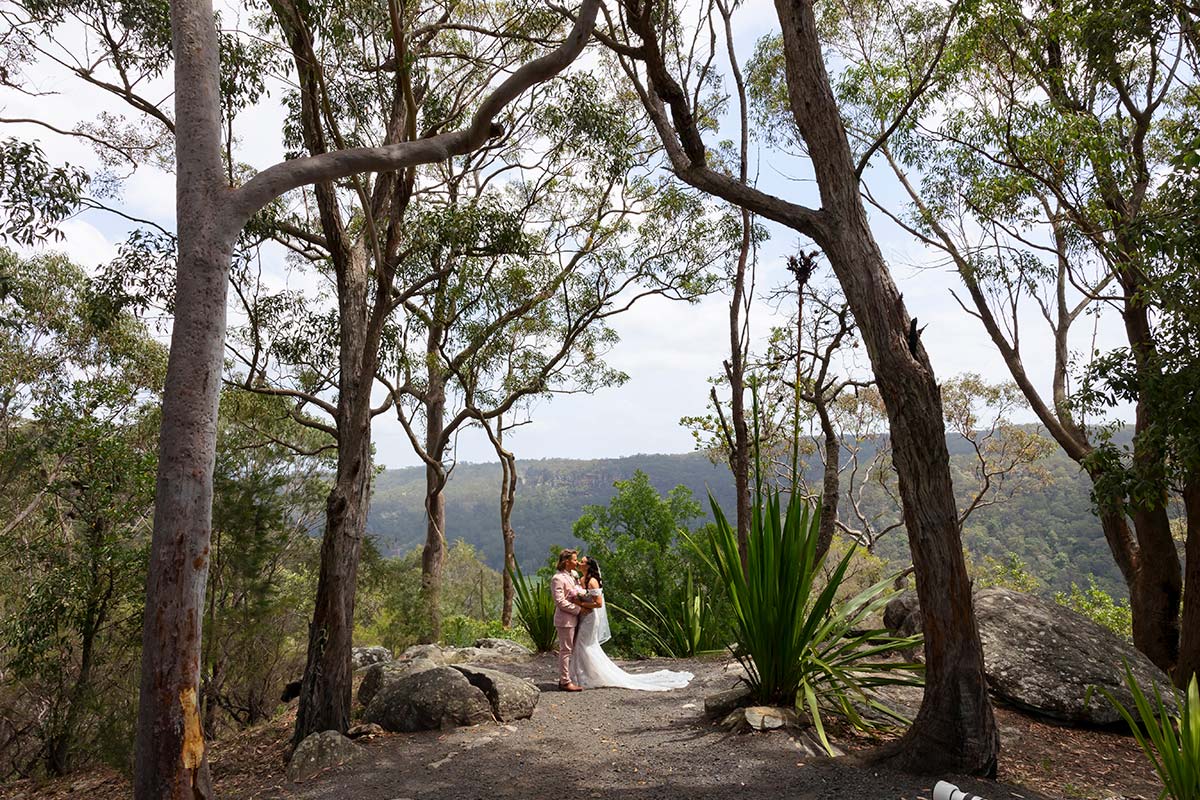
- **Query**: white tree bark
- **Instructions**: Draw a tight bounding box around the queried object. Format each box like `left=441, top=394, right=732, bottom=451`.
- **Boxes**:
left=135, top=1, right=600, bottom=796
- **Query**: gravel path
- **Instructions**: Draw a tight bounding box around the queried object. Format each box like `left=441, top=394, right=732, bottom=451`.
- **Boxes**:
left=269, top=654, right=1050, bottom=800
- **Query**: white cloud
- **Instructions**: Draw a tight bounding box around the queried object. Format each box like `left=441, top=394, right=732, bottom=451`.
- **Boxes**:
left=21, top=217, right=119, bottom=271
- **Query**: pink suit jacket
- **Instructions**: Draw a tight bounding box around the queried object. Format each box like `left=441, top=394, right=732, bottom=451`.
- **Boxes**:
left=551, top=571, right=582, bottom=628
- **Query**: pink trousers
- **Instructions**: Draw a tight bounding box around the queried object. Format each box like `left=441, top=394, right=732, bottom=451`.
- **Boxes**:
left=555, top=625, right=576, bottom=684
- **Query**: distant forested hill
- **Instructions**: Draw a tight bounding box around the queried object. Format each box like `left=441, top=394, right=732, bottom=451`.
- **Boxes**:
left=367, top=439, right=1131, bottom=598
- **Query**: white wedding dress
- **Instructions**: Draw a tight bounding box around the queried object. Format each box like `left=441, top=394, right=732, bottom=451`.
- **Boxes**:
left=570, top=588, right=693, bottom=691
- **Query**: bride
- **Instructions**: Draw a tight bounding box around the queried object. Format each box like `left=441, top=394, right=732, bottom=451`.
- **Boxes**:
left=570, top=556, right=693, bottom=691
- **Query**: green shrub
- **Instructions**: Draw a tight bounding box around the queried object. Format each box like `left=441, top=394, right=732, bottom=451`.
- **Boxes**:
left=509, top=558, right=557, bottom=652
left=441, top=615, right=488, bottom=648
left=1096, top=664, right=1199, bottom=800
left=613, top=568, right=727, bottom=657
left=688, top=489, right=923, bottom=753
left=973, top=553, right=1040, bottom=593
left=1055, top=577, right=1133, bottom=641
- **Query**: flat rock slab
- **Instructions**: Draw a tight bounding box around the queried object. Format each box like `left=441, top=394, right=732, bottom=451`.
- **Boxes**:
left=704, top=685, right=752, bottom=719
left=722, top=705, right=799, bottom=731
left=287, top=730, right=364, bottom=783
left=475, top=638, right=534, bottom=658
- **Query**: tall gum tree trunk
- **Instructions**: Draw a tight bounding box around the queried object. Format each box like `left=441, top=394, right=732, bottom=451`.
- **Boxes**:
left=498, top=436, right=517, bottom=627
left=1120, top=259, right=1182, bottom=673
left=292, top=275, right=375, bottom=742
left=823, top=221, right=998, bottom=774
left=134, top=1, right=230, bottom=796
left=421, top=341, right=447, bottom=643
left=1130, top=501, right=1183, bottom=673
left=293, top=237, right=380, bottom=742
left=773, top=0, right=997, bottom=773
left=138, top=0, right=600, bottom=790
left=292, top=419, right=371, bottom=743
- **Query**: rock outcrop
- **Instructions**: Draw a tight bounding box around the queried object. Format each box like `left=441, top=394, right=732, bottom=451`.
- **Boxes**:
left=882, top=587, right=1176, bottom=725
left=351, top=645, right=393, bottom=670
left=363, top=664, right=539, bottom=733
left=452, top=664, right=539, bottom=723
left=287, top=730, right=364, bottom=783
left=357, top=657, right=439, bottom=708
left=973, top=588, right=1174, bottom=724
left=397, top=639, right=534, bottom=667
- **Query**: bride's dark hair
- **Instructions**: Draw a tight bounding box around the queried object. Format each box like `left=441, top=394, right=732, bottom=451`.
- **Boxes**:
left=581, top=556, right=603, bottom=588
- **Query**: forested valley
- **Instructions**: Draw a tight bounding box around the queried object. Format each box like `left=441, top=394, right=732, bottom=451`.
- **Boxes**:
left=370, top=439, right=1144, bottom=600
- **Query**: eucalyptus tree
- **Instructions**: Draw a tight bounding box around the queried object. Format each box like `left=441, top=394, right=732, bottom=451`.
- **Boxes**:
left=821, top=0, right=1198, bottom=677
left=234, top=0, right=615, bottom=748
left=592, top=0, right=998, bottom=772
left=0, top=249, right=164, bottom=776
left=3, top=0, right=600, bottom=793
left=384, top=75, right=729, bottom=641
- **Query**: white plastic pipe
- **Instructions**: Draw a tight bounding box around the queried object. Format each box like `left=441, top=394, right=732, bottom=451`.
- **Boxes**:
left=933, top=781, right=988, bottom=800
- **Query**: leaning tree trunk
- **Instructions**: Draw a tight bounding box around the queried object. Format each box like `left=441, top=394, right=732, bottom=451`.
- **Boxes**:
left=421, top=340, right=448, bottom=644
left=1123, top=369, right=1182, bottom=677
left=497, top=427, right=518, bottom=627
left=727, top=209, right=752, bottom=564
left=1129, top=502, right=1183, bottom=675
left=1177, top=476, right=1200, bottom=687
left=773, top=0, right=998, bottom=773
left=134, top=1, right=230, bottom=795
left=292, top=261, right=375, bottom=743
left=820, top=220, right=998, bottom=775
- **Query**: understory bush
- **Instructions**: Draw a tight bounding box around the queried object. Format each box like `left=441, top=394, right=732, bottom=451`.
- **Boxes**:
left=509, top=558, right=557, bottom=652
left=1098, top=665, right=1199, bottom=800
left=690, top=489, right=923, bottom=753
left=614, top=568, right=727, bottom=657
left=1055, top=577, right=1133, bottom=641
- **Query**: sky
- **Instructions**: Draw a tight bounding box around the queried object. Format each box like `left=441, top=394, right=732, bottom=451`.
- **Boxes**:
left=4, top=1, right=1132, bottom=470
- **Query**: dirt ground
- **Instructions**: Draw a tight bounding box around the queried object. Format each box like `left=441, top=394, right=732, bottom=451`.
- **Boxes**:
left=0, top=654, right=1164, bottom=800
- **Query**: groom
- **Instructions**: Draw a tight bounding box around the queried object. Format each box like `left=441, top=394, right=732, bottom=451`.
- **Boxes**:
left=551, top=548, right=587, bottom=692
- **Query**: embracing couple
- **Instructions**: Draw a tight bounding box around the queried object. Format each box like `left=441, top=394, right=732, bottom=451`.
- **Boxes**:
left=551, top=548, right=693, bottom=693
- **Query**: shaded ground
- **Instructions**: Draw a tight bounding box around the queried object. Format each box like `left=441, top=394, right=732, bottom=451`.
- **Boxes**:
left=0, top=654, right=1162, bottom=800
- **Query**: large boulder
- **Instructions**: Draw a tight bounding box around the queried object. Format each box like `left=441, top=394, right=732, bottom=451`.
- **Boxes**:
left=397, top=640, right=534, bottom=667
left=882, top=591, right=922, bottom=639
left=351, top=645, right=393, bottom=670
left=473, top=638, right=534, bottom=660
left=451, top=664, right=539, bottom=722
left=973, top=588, right=1174, bottom=725
left=884, top=587, right=1175, bottom=725
left=400, top=643, right=447, bottom=663
left=364, top=666, right=495, bottom=732
left=287, top=730, right=364, bottom=783
left=357, top=657, right=439, bottom=708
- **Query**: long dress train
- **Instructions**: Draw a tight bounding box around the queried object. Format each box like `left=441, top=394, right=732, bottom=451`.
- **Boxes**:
left=569, top=588, right=693, bottom=691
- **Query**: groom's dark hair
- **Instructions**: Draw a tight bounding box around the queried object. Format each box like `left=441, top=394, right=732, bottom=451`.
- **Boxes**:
left=556, top=549, right=578, bottom=570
